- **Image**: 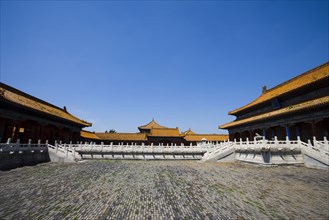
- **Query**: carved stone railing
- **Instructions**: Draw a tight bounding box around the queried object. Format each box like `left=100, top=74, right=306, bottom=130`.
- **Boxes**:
left=0, top=138, right=50, bottom=170
left=201, top=141, right=234, bottom=162
left=234, top=136, right=301, bottom=153
left=0, top=138, right=48, bottom=153
left=72, top=142, right=207, bottom=158
left=201, top=136, right=329, bottom=168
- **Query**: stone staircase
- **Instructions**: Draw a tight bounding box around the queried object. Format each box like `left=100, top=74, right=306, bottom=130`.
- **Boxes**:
left=200, top=141, right=235, bottom=162
left=47, top=142, right=77, bottom=163
left=201, top=137, right=329, bottom=169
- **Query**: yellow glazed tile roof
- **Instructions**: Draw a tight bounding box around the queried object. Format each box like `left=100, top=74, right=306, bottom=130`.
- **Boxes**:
left=80, top=131, right=100, bottom=140
left=184, top=134, right=229, bottom=142
left=0, top=83, right=91, bottom=127
left=229, top=62, right=329, bottom=115
left=95, top=133, right=148, bottom=141
left=148, top=128, right=181, bottom=137
left=182, top=129, right=196, bottom=135
left=220, top=95, right=329, bottom=129
left=138, top=119, right=167, bottom=130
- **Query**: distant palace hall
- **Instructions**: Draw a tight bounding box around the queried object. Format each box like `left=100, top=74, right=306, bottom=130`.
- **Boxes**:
left=0, top=83, right=91, bottom=144
left=220, top=62, right=329, bottom=142
left=81, top=119, right=228, bottom=145
left=0, top=83, right=227, bottom=144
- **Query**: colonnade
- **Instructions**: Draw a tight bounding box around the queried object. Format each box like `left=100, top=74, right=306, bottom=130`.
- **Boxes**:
left=230, top=119, right=329, bottom=142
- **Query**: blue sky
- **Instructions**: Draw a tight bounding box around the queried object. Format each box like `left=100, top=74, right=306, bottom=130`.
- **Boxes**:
left=1, top=0, right=328, bottom=134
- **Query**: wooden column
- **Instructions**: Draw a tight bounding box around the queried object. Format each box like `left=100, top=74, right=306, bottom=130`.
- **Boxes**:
left=0, top=118, right=6, bottom=143
left=285, top=125, right=291, bottom=140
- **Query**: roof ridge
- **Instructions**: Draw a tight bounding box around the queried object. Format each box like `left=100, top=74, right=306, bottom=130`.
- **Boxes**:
left=186, top=134, right=229, bottom=136
left=0, top=82, right=91, bottom=126
left=221, top=95, right=329, bottom=129
left=0, top=82, right=66, bottom=112
left=95, top=132, right=144, bottom=135
left=229, top=62, right=329, bottom=115
left=151, top=127, right=178, bottom=130
left=138, top=119, right=167, bottom=129
left=263, top=62, right=329, bottom=94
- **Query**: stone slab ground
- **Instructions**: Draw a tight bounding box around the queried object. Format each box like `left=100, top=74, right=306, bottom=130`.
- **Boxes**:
left=0, top=160, right=328, bottom=220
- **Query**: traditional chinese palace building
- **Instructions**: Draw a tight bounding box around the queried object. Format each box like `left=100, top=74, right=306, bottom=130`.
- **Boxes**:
left=0, top=83, right=91, bottom=143
left=81, top=119, right=228, bottom=145
left=220, top=62, right=329, bottom=142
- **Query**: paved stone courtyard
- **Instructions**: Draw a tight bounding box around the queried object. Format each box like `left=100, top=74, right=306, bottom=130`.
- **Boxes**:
left=0, top=160, right=328, bottom=220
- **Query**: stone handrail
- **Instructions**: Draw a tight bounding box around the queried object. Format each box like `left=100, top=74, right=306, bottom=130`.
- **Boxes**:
left=0, top=139, right=48, bottom=152
left=72, top=142, right=207, bottom=154
left=203, top=141, right=233, bottom=155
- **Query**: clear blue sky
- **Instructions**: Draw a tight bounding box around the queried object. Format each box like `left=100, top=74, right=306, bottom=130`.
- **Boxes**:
left=1, top=1, right=328, bottom=134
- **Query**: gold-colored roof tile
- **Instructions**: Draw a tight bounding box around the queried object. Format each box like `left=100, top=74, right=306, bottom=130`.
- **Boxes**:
left=138, top=119, right=167, bottom=130
left=220, top=96, right=329, bottom=129
left=182, top=129, right=196, bottom=135
left=0, top=83, right=91, bottom=127
left=148, top=128, right=181, bottom=137
left=95, top=133, right=148, bottom=141
left=80, top=131, right=100, bottom=139
left=184, top=134, right=229, bottom=142
left=229, top=62, right=329, bottom=115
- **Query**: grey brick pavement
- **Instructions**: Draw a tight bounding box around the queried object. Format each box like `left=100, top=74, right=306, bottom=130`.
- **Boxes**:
left=0, top=160, right=328, bottom=220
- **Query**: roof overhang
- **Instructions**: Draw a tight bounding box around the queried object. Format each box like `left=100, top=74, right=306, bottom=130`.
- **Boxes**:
left=220, top=96, right=329, bottom=129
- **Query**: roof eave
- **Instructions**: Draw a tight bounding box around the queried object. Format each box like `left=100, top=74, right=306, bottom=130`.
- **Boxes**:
left=219, top=96, right=329, bottom=129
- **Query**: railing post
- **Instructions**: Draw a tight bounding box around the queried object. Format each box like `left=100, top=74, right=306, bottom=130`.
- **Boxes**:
left=297, top=136, right=301, bottom=146
left=46, top=140, right=48, bottom=145
left=308, top=139, right=312, bottom=148
left=324, top=136, right=328, bottom=151
left=234, top=138, right=237, bottom=148
left=28, top=139, right=31, bottom=147
left=55, top=141, right=58, bottom=154
left=246, top=138, right=249, bottom=148
left=16, top=139, right=20, bottom=147
left=262, top=138, right=266, bottom=149
left=101, top=142, right=104, bottom=152
left=7, top=138, right=11, bottom=144
left=111, top=142, right=113, bottom=152
left=313, top=136, right=317, bottom=148
left=142, top=143, right=145, bottom=152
